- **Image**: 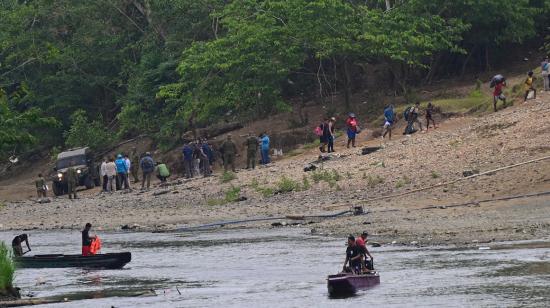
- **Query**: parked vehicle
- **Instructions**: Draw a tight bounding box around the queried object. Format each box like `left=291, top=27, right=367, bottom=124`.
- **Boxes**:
left=51, top=147, right=99, bottom=196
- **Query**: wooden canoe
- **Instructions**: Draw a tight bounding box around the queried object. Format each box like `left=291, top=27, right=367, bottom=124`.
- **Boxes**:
left=327, top=272, right=380, bottom=296
left=15, top=252, right=131, bottom=269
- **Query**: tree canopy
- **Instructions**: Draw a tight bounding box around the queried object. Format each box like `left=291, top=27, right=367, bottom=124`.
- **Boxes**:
left=0, top=0, right=548, bottom=157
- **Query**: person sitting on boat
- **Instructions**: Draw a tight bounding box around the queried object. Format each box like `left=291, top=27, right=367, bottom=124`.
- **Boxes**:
left=82, top=223, right=97, bottom=256
left=356, top=231, right=374, bottom=271
left=343, top=235, right=363, bottom=274
left=12, top=234, right=31, bottom=256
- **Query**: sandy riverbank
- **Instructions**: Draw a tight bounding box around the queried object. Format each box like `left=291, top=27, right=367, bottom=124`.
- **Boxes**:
left=1, top=92, right=549, bottom=246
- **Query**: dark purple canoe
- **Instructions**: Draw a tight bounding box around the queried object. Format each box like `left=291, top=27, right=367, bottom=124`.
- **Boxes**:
left=327, top=272, right=380, bottom=296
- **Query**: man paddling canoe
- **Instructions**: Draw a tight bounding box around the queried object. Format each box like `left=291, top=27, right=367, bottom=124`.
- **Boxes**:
left=12, top=234, right=31, bottom=256
left=343, top=235, right=363, bottom=274
left=82, top=223, right=99, bottom=256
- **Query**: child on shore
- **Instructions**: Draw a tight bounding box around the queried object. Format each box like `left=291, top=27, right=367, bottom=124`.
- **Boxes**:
left=523, top=71, right=536, bottom=103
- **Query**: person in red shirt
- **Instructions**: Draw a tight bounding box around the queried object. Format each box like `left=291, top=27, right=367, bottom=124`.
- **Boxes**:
left=355, top=231, right=374, bottom=271
left=493, top=80, right=507, bottom=112
left=346, top=113, right=359, bottom=148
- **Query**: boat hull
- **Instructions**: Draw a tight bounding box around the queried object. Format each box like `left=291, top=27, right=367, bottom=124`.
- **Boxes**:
left=327, top=272, right=380, bottom=296
left=16, top=252, right=131, bottom=269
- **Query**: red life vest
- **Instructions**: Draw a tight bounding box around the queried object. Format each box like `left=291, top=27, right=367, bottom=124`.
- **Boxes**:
left=89, top=237, right=102, bottom=255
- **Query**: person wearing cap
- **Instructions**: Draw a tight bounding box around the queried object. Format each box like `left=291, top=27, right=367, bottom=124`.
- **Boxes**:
left=541, top=56, right=549, bottom=92
left=346, top=113, right=359, bottom=148
left=140, top=152, right=155, bottom=190
left=356, top=231, right=374, bottom=271
left=115, top=154, right=130, bottom=190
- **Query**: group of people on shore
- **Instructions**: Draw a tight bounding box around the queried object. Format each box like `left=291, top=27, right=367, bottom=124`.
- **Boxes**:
left=99, top=150, right=170, bottom=192
left=315, top=102, right=437, bottom=153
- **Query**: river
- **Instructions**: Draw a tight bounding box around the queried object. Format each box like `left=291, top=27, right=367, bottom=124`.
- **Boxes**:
left=1, top=229, right=549, bottom=307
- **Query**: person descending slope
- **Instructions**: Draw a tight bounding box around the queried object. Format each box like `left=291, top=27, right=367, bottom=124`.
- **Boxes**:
left=346, top=113, right=359, bottom=148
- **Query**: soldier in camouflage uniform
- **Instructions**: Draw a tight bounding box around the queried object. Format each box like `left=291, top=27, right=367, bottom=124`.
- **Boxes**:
left=67, top=166, right=78, bottom=200
left=221, top=134, right=237, bottom=172
left=245, top=133, right=259, bottom=169
left=131, top=147, right=140, bottom=183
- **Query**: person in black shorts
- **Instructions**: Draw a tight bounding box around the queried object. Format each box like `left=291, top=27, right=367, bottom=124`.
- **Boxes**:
left=12, top=234, right=31, bottom=256
left=425, top=102, right=437, bottom=131
left=343, top=235, right=362, bottom=274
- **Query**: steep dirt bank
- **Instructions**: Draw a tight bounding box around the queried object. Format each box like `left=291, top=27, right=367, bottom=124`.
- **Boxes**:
left=1, top=86, right=549, bottom=246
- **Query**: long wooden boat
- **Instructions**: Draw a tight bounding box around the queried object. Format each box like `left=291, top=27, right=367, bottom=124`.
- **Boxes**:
left=327, top=272, right=380, bottom=296
left=15, top=252, right=131, bottom=269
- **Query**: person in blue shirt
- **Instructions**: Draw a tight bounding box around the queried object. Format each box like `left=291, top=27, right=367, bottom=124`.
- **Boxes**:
left=200, top=140, right=212, bottom=177
left=115, top=154, right=130, bottom=190
left=260, top=133, right=270, bottom=165
left=182, top=143, right=194, bottom=178
left=382, top=105, right=395, bottom=140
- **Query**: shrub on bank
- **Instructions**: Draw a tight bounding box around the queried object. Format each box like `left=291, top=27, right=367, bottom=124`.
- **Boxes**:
left=0, top=241, right=15, bottom=291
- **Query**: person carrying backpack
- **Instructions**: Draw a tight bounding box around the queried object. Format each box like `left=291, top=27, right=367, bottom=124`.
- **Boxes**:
left=541, top=56, right=549, bottom=92
left=318, top=118, right=330, bottom=153
left=140, top=152, right=155, bottom=190
left=382, top=105, right=395, bottom=140
left=492, top=77, right=507, bottom=112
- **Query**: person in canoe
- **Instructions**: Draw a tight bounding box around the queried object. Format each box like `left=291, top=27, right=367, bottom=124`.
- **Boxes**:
left=356, top=231, right=374, bottom=271
left=12, top=234, right=31, bottom=256
left=343, top=235, right=363, bottom=274
left=82, top=223, right=99, bottom=256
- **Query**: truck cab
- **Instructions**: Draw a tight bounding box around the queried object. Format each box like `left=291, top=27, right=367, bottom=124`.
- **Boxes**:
left=51, top=147, right=99, bottom=196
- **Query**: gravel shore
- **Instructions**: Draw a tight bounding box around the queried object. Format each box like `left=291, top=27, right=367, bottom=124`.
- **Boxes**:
left=1, top=94, right=549, bottom=246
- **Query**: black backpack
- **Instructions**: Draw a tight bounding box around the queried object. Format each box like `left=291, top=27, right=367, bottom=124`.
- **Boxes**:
left=403, top=106, right=413, bottom=121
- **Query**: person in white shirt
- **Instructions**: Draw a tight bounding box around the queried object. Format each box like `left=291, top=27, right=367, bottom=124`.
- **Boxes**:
left=105, top=157, right=117, bottom=193
left=100, top=157, right=108, bottom=192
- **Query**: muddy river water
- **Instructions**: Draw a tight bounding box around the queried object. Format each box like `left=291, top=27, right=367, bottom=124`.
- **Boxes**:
left=1, top=229, right=549, bottom=307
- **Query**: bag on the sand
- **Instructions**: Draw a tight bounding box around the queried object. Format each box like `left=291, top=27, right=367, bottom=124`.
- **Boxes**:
left=490, top=74, right=505, bottom=88
left=403, top=106, right=412, bottom=121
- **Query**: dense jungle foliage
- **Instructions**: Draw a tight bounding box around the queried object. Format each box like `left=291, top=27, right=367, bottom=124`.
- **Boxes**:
left=0, top=0, right=549, bottom=158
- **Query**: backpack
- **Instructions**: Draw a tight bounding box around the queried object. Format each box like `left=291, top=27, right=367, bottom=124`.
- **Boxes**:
left=141, top=156, right=154, bottom=171
left=314, top=125, right=323, bottom=136
left=403, top=106, right=412, bottom=121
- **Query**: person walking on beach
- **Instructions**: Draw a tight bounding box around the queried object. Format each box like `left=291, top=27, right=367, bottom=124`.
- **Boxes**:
left=245, top=133, right=259, bottom=169
left=105, top=157, right=117, bottom=193
left=523, top=71, right=536, bottom=103
left=541, top=56, right=549, bottom=92
left=493, top=78, right=507, bottom=112
left=222, top=134, right=237, bottom=172
left=410, top=102, right=423, bottom=132
left=425, top=102, right=437, bottom=130
left=124, top=154, right=132, bottom=189
left=100, top=157, right=108, bottom=192
left=328, top=117, right=336, bottom=153
left=200, top=140, right=212, bottom=177
left=130, top=147, right=140, bottom=183
left=115, top=154, right=129, bottom=191
left=140, top=152, right=155, bottom=190
left=346, top=113, right=358, bottom=148
left=35, top=173, right=47, bottom=199
left=260, top=132, right=270, bottom=164
left=192, top=142, right=202, bottom=176
left=182, top=143, right=194, bottom=178
left=382, top=105, right=395, bottom=140
left=318, top=118, right=329, bottom=153
left=67, top=166, right=78, bottom=200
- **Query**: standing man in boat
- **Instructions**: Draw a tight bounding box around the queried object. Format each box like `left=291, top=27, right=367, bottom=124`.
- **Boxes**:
left=356, top=231, right=374, bottom=271
left=343, top=235, right=362, bottom=274
left=12, top=234, right=31, bottom=256
left=82, top=223, right=97, bottom=256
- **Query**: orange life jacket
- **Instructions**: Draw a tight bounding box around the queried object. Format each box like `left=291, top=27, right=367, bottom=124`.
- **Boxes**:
left=89, top=237, right=102, bottom=255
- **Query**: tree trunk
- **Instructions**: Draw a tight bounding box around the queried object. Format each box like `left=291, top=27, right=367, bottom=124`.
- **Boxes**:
left=484, top=45, right=491, bottom=72
left=460, top=45, right=477, bottom=78
left=343, top=58, right=352, bottom=108
left=385, top=0, right=392, bottom=11
left=425, top=53, right=443, bottom=84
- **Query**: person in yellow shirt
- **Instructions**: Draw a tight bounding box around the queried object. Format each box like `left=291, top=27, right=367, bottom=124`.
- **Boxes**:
left=524, top=71, right=536, bottom=103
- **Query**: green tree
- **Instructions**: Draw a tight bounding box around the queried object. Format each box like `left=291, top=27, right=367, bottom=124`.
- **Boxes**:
left=64, top=110, right=114, bottom=152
